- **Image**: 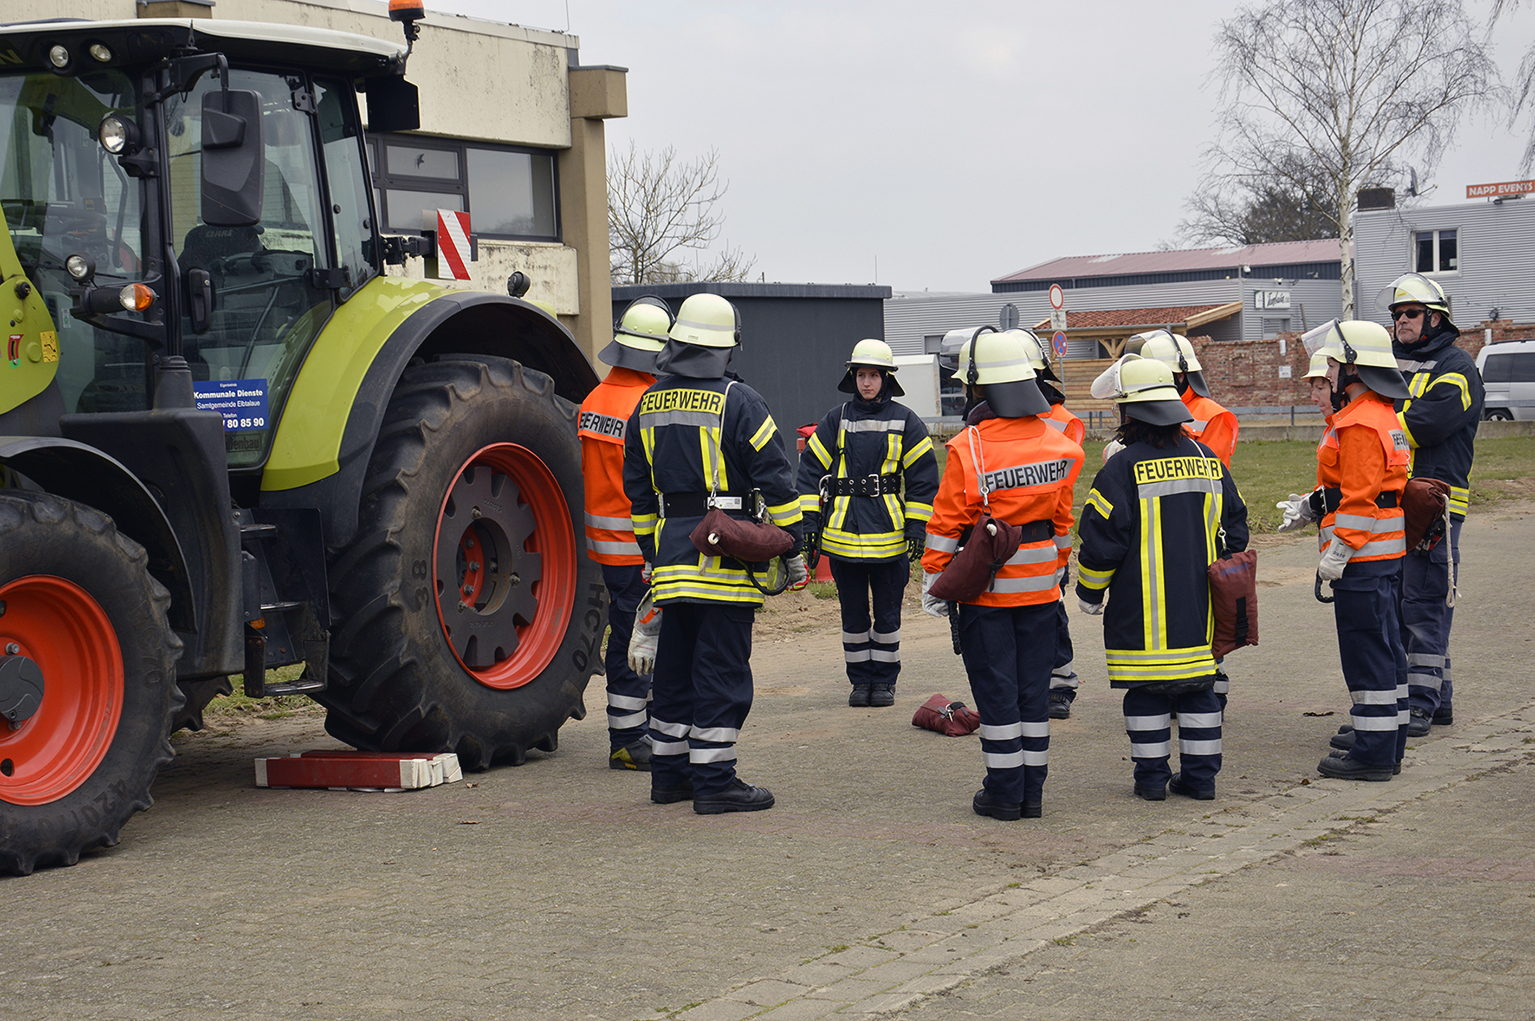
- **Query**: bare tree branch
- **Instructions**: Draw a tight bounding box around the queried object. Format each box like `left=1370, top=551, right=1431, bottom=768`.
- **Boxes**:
left=1491, top=0, right=1535, bottom=171
left=607, top=141, right=757, bottom=285
left=1196, top=0, right=1501, bottom=314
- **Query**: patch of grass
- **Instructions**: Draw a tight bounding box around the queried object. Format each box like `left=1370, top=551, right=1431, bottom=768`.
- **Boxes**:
left=206, top=664, right=322, bottom=719
left=807, top=580, right=838, bottom=600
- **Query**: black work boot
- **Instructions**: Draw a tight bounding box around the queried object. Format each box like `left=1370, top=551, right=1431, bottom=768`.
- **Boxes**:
left=693, top=778, right=775, bottom=814
left=1134, top=782, right=1167, bottom=801
left=1169, top=772, right=1215, bottom=800
left=1407, top=707, right=1432, bottom=737
left=650, top=778, right=694, bottom=804
left=972, top=789, right=1021, bottom=821
left=1047, top=691, right=1072, bottom=720
left=1432, top=704, right=1454, bottom=725
left=868, top=683, right=896, bottom=707
left=848, top=684, right=872, bottom=707
left=1330, top=729, right=1355, bottom=751
left=1317, top=755, right=1394, bottom=781
left=609, top=736, right=653, bottom=771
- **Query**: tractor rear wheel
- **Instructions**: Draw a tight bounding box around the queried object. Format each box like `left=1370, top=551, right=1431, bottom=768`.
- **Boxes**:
left=0, top=492, right=182, bottom=876
left=320, top=356, right=604, bottom=769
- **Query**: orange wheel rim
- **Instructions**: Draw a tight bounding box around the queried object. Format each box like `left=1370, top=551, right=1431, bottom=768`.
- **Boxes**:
left=432, top=443, right=577, bottom=690
left=0, top=576, right=124, bottom=805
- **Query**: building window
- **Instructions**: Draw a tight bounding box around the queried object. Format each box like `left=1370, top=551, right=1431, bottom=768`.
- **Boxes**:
left=1261, top=316, right=1291, bottom=338
left=1414, top=229, right=1457, bottom=274
left=367, top=135, right=560, bottom=242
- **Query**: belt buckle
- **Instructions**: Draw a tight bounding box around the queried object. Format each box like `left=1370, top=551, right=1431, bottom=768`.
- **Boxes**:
left=863, top=473, right=881, bottom=497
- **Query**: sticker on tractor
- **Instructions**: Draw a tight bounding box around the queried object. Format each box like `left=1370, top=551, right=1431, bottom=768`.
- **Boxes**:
left=193, top=378, right=271, bottom=431
left=39, top=331, right=58, bottom=363
left=7, top=334, right=19, bottom=366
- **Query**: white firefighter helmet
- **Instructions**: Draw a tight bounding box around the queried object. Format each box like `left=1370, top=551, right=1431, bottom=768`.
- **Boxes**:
left=1090, top=354, right=1193, bottom=426
left=1126, top=328, right=1210, bottom=398
left=963, top=328, right=1049, bottom=418
left=840, top=338, right=904, bottom=396
left=1303, top=349, right=1331, bottom=379
left=599, top=296, right=671, bottom=370
left=938, top=326, right=994, bottom=378
left=1001, top=328, right=1060, bottom=382
left=1301, top=319, right=1409, bottom=399
left=1377, top=272, right=1453, bottom=327
left=668, top=292, right=741, bottom=348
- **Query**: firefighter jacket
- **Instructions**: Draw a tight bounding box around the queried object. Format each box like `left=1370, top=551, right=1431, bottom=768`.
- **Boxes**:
left=920, top=405, right=1083, bottom=608
left=1316, top=392, right=1409, bottom=563
left=623, top=375, right=802, bottom=606
left=1182, top=391, right=1238, bottom=467
left=1075, top=435, right=1249, bottom=686
left=1393, top=324, right=1483, bottom=519
left=579, top=366, right=654, bottom=565
left=1043, top=401, right=1086, bottom=446
left=795, top=389, right=939, bottom=561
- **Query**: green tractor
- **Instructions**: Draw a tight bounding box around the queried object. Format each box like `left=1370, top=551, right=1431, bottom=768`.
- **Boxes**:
left=0, top=13, right=605, bottom=875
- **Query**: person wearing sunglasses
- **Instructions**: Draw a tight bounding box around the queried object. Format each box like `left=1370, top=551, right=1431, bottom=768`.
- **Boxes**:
left=1380, top=273, right=1483, bottom=739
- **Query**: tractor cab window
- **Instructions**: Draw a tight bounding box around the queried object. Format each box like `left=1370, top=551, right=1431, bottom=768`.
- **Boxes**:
left=314, top=76, right=376, bottom=295
left=0, top=69, right=147, bottom=416
left=164, top=68, right=338, bottom=468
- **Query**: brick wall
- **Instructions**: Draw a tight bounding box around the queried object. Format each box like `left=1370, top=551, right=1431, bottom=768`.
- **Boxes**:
left=1190, top=319, right=1535, bottom=409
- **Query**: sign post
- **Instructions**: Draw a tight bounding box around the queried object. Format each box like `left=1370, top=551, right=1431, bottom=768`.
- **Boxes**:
left=1047, top=285, right=1067, bottom=389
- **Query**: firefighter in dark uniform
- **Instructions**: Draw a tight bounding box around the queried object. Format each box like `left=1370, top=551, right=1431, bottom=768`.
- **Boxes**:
left=921, top=328, right=1084, bottom=821
left=797, top=339, right=939, bottom=707
left=1384, top=273, right=1482, bottom=735
left=1076, top=354, right=1248, bottom=801
left=580, top=297, right=672, bottom=770
left=622, top=293, right=806, bottom=814
left=1304, top=320, right=1412, bottom=781
left=1007, top=329, right=1088, bottom=721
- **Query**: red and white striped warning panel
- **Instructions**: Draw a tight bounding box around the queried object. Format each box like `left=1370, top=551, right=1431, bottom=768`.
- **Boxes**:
left=255, top=751, right=462, bottom=790
left=434, top=208, right=471, bottom=280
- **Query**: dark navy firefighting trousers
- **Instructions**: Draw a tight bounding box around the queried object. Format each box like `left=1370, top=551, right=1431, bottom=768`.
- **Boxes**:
left=647, top=601, right=755, bottom=797
left=829, top=556, right=908, bottom=689
left=1047, top=597, right=1079, bottom=700
left=1333, top=558, right=1408, bottom=766
left=601, top=563, right=651, bottom=748
left=1401, top=517, right=1460, bottom=718
left=957, top=602, right=1056, bottom=804
left=1121, top=684, right=1222, bottom=791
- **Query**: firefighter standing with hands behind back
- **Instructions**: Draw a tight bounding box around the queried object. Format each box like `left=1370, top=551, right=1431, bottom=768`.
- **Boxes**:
left=623, top=293, right=807, bottom=814
left=921, top=328, right=1083, bottom=822
left=796, top=339, right=938, bottom=708
left=579, top=297, right=671, bottom=771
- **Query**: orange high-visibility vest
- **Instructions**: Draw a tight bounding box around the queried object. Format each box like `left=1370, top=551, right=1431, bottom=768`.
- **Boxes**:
left=1317, top=393, right=1409, bottom=563
left=1042, top=402, right=1086, bottom=446
left=579, top=366, right=653, bottom=565
left=921, top=415, right=1083, bottom=607
left=1182, top=391, right=1238, bottom=467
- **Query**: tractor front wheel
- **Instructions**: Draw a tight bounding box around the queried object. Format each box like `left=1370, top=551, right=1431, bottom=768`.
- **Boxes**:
left=321, top=357, right=604, bottom=769
left=0, top=492, right=182, bottom=876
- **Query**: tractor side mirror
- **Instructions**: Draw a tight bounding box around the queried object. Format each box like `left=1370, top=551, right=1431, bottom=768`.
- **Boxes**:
left=200, top=89, right=265, bottom=227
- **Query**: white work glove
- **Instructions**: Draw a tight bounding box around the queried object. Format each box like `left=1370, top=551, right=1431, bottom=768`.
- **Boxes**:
left=921, top=571, right=950, bottom=619
left=627, top=592, right=662, bottom=675
left=1276, top=492, right=1319, bottom=533
left=785, top=554, right=810, bottom=591
left=1316, top=539, right=1354, bottom=582
left=1077, top=596, right=1105, bottom=616
left=1102, top=439, right=1125, bottom=463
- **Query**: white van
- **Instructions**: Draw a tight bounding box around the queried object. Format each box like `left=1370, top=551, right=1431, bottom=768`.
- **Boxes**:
left=1475, top=341, right=1535, bottom=421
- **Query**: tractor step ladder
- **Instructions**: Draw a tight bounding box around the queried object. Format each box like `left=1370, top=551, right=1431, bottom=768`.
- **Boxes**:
left=240, top=517, right=328, bottom=698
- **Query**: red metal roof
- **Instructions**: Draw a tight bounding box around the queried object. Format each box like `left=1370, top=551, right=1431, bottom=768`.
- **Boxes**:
left=994, top=239, right=1342, bottom=284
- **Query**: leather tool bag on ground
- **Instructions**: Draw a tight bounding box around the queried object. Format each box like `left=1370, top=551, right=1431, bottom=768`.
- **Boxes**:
left=1203, top=468, right=1257, bottom=659
left=1402, top=476, right=1451, bottom=551
left=911, top=693, right=982, bottom=737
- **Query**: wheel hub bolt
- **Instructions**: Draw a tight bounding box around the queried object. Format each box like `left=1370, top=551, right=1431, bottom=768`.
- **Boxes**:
left=4, top=643, right=17, bottom=655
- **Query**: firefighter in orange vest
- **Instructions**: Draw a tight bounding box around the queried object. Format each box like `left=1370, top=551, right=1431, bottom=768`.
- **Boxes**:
left=921, top=328, right=1084, bottom=821
left=1007, top=329, right=1087, bottom=721
left=1304, top=320, right=1411, bottom=781
left=579, top=297, right=672, bottom=770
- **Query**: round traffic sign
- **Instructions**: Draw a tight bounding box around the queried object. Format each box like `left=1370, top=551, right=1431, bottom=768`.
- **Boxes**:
left=1048, top=284, right=1064, bottom=310
left=1052, top=331, right=1067, bottom=357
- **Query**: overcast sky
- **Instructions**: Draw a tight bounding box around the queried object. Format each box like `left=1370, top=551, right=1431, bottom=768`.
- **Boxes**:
left=424, top=0, right=1534, bottom=294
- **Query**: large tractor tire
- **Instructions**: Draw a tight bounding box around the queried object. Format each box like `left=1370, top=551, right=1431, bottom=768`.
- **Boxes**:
left=320, top=356, right=604, bottom=769
left=0, top=492, right=183, bottom=876
left=172, top=677, right=233, bottom=732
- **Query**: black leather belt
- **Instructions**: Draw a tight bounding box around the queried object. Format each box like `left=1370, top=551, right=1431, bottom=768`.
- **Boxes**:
left=1322, top=487, right=1398, bottom=513
left=960, top=518, right=1053, bottom=545
left=827, top=474, right=901, bottom=497
left=659, top=491, right=746, bottom=517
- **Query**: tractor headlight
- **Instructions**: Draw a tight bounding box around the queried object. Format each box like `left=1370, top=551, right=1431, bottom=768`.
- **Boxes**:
left=98, top=114, right=137, bottom=155
left=88, top=43, right=113, bottom=63
left=47, top=44, right=70, bottom=70
left=65, top=254, right=95, bottom=282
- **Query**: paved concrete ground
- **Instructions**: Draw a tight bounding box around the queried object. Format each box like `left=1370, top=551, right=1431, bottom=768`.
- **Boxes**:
left=3, top=503, right=1532, bottom=1021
